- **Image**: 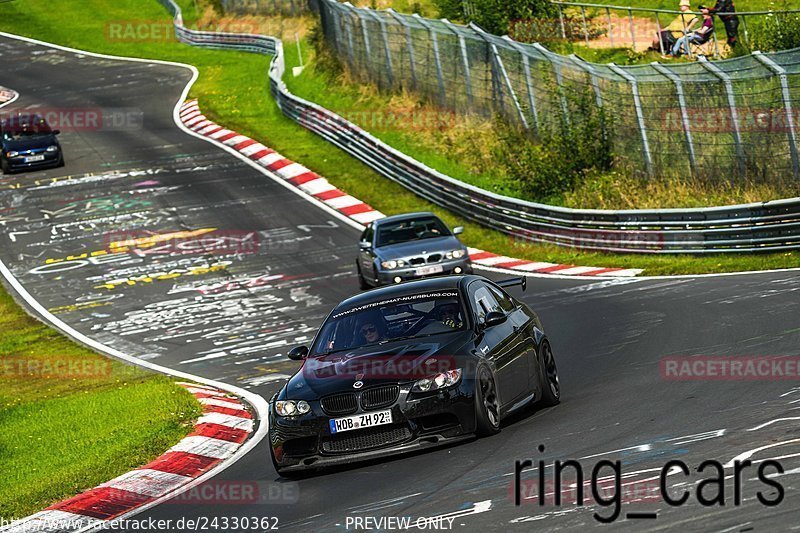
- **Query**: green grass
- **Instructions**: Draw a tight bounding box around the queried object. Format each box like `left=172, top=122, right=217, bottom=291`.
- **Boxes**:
left=0, top=0, right=798, bottom=276
left=0, top=286, right=201, bottom=518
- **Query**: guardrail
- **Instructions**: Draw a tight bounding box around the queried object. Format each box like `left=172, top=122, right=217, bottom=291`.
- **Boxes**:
left=157, top=0, right=800, bottom=254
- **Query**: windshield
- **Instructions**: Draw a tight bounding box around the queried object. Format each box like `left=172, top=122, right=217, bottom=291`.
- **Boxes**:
left=312, top=292, right=466, bottom=354
left=375, top=217, right=450, bottom=247
left=1, top=117, right=52, bottom=141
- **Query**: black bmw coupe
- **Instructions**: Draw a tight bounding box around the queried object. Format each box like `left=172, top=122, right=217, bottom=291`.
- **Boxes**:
left=269, top=275, right=560, bottom=475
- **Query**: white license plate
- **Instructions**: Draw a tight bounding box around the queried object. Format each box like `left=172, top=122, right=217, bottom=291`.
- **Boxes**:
left=415, top=265, right=444, bottom=276
left=25, top=155, right=45, bottom=162
left=329, top=409, right=393, bottom=434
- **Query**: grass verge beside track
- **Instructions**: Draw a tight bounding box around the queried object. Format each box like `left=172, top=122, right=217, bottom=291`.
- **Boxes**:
left=0, top=0, right=798, bottom=276
left=0, top=285, right=201, bottom=518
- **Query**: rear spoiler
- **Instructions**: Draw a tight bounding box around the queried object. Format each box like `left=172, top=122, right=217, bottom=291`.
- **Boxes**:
left=496, top=277, right=527, bottom=292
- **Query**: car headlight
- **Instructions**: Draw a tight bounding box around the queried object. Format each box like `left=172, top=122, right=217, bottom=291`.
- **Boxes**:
left=6, top=151, right=19, bottom=158
left=445, top=249, right=466, bottom=259
left=46, top=145, right=58, bottom=152
left=275, top=400, right=311, bottom=416
left=381, top=260, right=406, bottom=270
left=412, top=369, right=462, bottom=392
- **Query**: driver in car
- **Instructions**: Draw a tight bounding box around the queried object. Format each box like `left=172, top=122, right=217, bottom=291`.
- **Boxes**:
left=357, top=316, right=386, bottom=344
left=437, top=303, right=463, bottom=329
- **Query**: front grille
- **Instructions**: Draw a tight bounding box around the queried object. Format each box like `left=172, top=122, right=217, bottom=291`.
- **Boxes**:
left=427, top=254, right=442, bottom=263
left=322, top=425, right=412, bottom=454
left=320, top=393, right=357, bottom=416
left=409, top=257, right=425, bottom=266
left=360, top=385, right=400, bottom=410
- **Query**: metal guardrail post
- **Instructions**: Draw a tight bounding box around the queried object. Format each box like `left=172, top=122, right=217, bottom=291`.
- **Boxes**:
left=366, top=9, right=394, bottom=87
left=753, top=52, right=800, bottom=179
left=532, top=42, right=570, bottom=126
left=414, top=14, right=447, bottom=107
left=652, top=62, right=697, bottom=176
left=628, top=8, right=636, bottom=48
left=609, top=63, right=653, bottom=177
left=505, top=38, right=541, bottom=134
left=557, top=3, right=567, bottom=39
left=387, top=9, right=417, bottom=90
left=699, top=59, right=745, bottom=177
left=581, top=6, right=590, bottom=45
left=443, top=19, right=474, bottom=108
left=654, top=14, right=665, bottom=56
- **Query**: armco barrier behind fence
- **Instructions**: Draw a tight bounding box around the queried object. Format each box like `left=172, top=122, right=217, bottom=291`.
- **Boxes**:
left=317, top=0, right=800, bottom=184
left=157, top=0, right=800, bottom=254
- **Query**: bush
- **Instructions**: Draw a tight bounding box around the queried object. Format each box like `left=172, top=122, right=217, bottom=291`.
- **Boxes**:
left=747, top=10, right=800, bottom=52
left=435, top=0, right=557, bottom=35
left=493, top=86, right=613, bottom=200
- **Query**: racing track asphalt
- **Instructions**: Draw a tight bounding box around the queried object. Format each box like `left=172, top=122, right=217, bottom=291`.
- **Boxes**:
left=0, top=34, right=799, bottom=531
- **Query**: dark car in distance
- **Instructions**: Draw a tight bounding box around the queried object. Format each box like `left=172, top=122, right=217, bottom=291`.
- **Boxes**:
left=269, top=275, right=560, bottom=475
left=0, top=113, right=64, bottom=174
left=356, top=212, right=472, bottom=289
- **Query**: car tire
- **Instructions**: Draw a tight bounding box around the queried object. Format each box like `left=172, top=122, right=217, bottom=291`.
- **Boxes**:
left=56, top=153, right=64, bottom=168
left=0, top=158, right=9, bottom=175
left=474, top=365, right=501, bottom=436
left=356, top=262, right=370, bottom=290
left=538, top=341, right=560, bottom=407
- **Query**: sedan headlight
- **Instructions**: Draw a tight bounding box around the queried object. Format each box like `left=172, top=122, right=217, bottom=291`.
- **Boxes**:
left=46, top=145, right=58, bottom=152
left=275, top=400, right=311, bottom=416
left=445, top=249, right=466, bottom=259
left=381, top=260, right=406, bottom=270
left=6, top=151, right=19, bottom=158
left=412, top=369, right=462, bottom=392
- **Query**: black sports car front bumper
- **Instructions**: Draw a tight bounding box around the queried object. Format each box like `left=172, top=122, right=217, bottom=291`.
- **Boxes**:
left=269, top=380, right=477, bottom=472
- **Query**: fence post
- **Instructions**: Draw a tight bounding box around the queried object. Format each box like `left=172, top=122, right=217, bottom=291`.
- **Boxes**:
left=654, top=14, right=665, bottom=55
left=652, top=62, right=697, bottom=176
left=557, top=2, right=567, bottom=39
left=367, top=9, right=394, bottom=87
left=609, top=63, right=653, bottom=177
left=753, top=51, right=800, bottom=179
left=387, top=9, right=417, bottom=90
left=606, top=7, right=614, bottom=48
left=469, top=23, right=503, bottom=113
left=343, top=3, right=373, bottom=75
left=533, top=42, right=570, bottom=126
left=628, top=8, right=636, bottom=48
left=414, top=14, right=447, bottom=107
left=700, top=59, right=746, bottom=176
left=443, top=19, right=474, bottom=109
left=340, top=3, right=356, bottom=67
left=506, top=38, right=541, bottom=134
left=580, top=6, right=590, bottom=46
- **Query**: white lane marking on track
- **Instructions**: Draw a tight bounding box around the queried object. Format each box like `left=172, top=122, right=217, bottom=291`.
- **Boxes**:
left=723, top=438, right=800, bottom=468
left=747, top=417, right=800, bottom=432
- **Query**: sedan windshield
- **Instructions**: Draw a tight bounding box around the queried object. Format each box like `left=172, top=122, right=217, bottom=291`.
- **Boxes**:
left=312, top=292, right=465, bottom=354
left=375, top=217, right=450, bottom=247
left=1, top=117, right=52, bottom=140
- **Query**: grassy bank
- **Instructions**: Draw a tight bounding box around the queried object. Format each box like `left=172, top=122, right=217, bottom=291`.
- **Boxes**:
left=0, top=0, right=798, bottom=276
left=0, top=285, right=201, bottom=518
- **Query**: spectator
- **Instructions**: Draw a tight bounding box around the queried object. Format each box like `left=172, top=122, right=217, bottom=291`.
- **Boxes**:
left=711, top=0, right=739, bottom=48
left=672, top=5, right=714, bottom=57
left=653, top=0, right=697, bottom=53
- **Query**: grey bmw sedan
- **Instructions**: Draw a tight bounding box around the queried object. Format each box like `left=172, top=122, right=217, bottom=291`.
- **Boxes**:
left=356, top=212, right=473, bottom=289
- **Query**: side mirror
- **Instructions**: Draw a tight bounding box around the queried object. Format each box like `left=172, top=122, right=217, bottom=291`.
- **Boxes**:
left=359, top=241, right=371, bottom=250
left=52, top=129, right=61, bottom=135
left=483, top=311, right=507, bottom=329
left=453, top=226, right=464, bottom=235
left=287, top=345, right=309, bottom=361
